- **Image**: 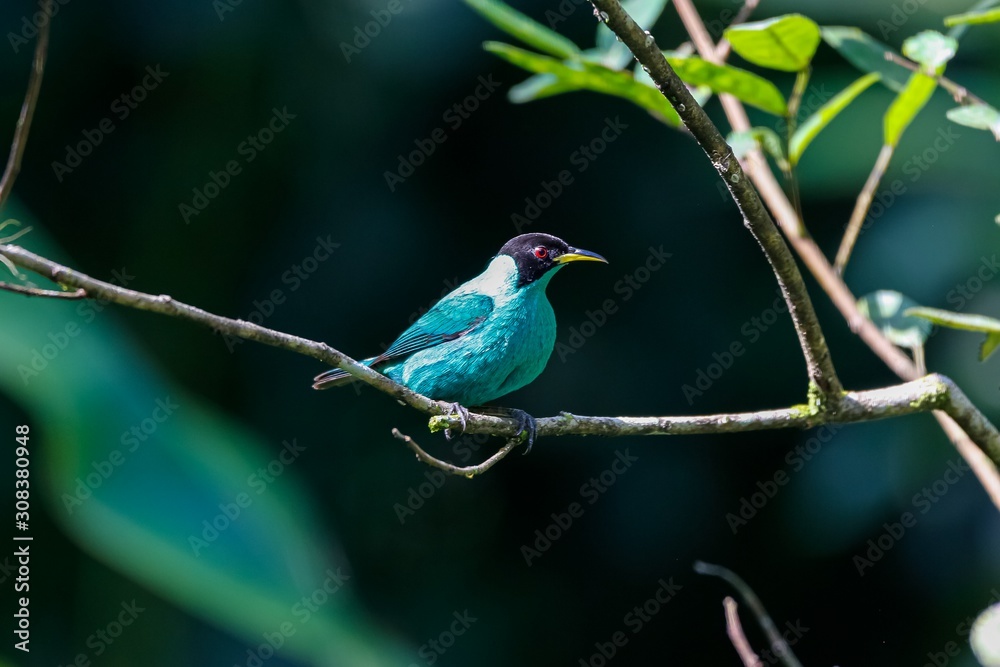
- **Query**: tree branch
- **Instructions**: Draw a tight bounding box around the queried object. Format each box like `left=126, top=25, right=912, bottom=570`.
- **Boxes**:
left=0, top=9, right=50, bottom=213
left=834, top=143, right=895, bottom=275
left=696, top=561, right=804, bottom=667
left=0, top=242, right=446, bottom=417
left=3, top=1, right=1000, bottom=485
left=5, top=237, right=999, bottom=471
left=591, top=0, right=844, bottom=402
left=723, top=597, right=764, bottom=667
left=0, top=281, right=85, bottom=299
left=392, top=428, right=520, bottom=478
left=661, top=0, right=1000, bottom=512
left=885, top=50, right=993, bottom=111
left=713, top=0, right=760, bottom=62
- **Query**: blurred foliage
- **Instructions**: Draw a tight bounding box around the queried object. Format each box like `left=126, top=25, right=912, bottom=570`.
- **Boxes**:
left=857, top=289, right=931, bottom=349
left=908, top=306, right=1000, bottom=361
left=1, top=0, right=1000, bottom=666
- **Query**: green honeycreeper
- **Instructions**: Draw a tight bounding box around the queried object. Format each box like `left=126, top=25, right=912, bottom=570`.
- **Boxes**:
left=313, top=233, right=607, bottom=448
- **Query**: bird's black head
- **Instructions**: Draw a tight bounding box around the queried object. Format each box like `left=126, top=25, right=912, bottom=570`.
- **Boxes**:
left=498, top=233, right=607, bottom=287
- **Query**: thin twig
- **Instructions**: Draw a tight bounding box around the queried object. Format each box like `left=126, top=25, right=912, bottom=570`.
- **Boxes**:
left=0, top=281, right=85, bottom=299
left=914, top=343, right=927, bottom=376
left=0, top=220, right=32, bottom=277
left=667, top=0, right=918, bottom=373
left=885, top=51, right=989, bottom=107
left=0, top=9, right=51, bottom=212
left=673, top=0, right=718, bottom=63
left=714, top=0, right=760, bottom=62
left=837, top=53, right=996, bottom=274
left=695, top=562, right=804, bottom=667
left=662, top=0, right=1000, bottom=511
left=785, top=68, right=810, bottom=225
left=0, top=225, right=32, bottom=244
left=723, top=597, right=764, bottom=667
left=834, top=144, right=895, bottom=275
left=674, top=0, right=807, bottom=240
left=0, top=3, right=996, bottom=500
left=0, top=219, right=32, bottom=238
left=392, top=428, right=520, bottom=478
left=595, top=0, right=844, bottom=401
left=3, top=243, right=999, bottom=468
left=0, top=242, right=444, bottom=416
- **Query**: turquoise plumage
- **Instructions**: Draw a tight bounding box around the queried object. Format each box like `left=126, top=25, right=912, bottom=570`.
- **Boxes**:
left=313, top=233, right=606, bottom=444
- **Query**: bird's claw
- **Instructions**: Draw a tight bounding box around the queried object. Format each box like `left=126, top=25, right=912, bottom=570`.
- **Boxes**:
left=444, top=402, right=470, bottom=441
left=443, top=403, right=536, bottom=453
left=510, top=409, right=537, bottom=455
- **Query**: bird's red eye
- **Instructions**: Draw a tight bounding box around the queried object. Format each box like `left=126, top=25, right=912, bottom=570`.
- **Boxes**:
left=534, top=246, right=548, bottom=259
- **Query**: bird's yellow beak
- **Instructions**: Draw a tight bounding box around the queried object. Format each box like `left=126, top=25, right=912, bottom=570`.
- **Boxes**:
left=554, top=247, right=608, bottom=264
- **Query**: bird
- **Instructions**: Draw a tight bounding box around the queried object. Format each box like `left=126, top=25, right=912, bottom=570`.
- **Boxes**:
left=312, top=232, right=607, bottom=450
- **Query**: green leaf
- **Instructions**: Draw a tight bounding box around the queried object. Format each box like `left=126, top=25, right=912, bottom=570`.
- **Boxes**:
left=728, top=127, right=788, bottom=170
left=463, top=0, right=581, bottom=60
left=484, top=42, right=680, bottom=125
left=508, top=73, right=584, bottom=103
left=632, top=64, right=714, bottom=107
left=666, top=55, right=787, bottom=115
left=946, top=103, right=1000, bottom=140
left=905, top=307, right=1000, bottom=333
left=820, top=27, right=911, bottom=92
left=790, top=72, right=880, bottom=165
left=586, top=43, right=635, bottom=70
left=595, top=0, right=670, bottom=70
left=902, top=30, right=958, bottom=70
left=906, top=306, right=1000, bottom=361
left=945, top=6, right=1000, bottom=26
left=725, top=14, right=821, bottom=72
left=884, top=72, right=938, bottom=148
left=982, top=332, right=1000, bottom=361
left=857, top=291, right=931, bottom=349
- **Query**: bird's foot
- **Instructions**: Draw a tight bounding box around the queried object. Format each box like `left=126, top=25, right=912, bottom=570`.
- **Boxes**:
left=510, top=409, right=538, bottom=455
left=473, top=405, right=538, bottom=454
left=444, top=402, right=470, bottom=441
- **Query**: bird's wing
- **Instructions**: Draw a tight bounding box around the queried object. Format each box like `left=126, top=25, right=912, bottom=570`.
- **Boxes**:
left=372, top=292, right=495, bottom=365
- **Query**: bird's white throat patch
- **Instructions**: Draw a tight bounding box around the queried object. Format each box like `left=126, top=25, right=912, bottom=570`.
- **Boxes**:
left=453, top=255, right=560, bottom=306
left=458, top=255, right=520, bottom=303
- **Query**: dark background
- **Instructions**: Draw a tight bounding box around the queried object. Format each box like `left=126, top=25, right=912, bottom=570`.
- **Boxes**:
left=1, top=0, right=999, bottom=665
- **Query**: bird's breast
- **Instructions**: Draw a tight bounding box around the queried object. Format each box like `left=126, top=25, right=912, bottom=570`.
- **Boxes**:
left=390, top=289, right=557, bottom=405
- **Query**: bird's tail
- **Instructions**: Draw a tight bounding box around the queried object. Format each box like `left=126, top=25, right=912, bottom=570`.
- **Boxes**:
left=312, top=358, right=374, bottom=390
